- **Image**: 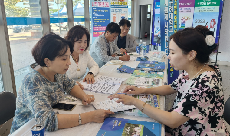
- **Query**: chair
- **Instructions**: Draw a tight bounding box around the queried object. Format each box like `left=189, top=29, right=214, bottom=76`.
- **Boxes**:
left=0, top=91, right=16, bottom=136
left=224, top=97, right=230, bottom=125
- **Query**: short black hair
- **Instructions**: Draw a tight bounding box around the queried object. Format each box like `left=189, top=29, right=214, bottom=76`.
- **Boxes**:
left=65, top=25, right=90, bottom=50
left=32, top=32, right=73, bottom=67
left=119, top=19, right=131, bottom=28
left=105, top=22, right=121, bottom=34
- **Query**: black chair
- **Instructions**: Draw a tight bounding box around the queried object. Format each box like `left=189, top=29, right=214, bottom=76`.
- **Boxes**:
left=0, top=92, right=16, bottom=125
left=224, top=97, right=230, bottom=125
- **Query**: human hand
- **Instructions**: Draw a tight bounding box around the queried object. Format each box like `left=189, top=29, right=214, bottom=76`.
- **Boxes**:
left=120, top=48, right=127, bottom=54
left=76, top=81, right=84, bottom=90
left=119, top=55, right=130, bottom=61
left=108, top=94, right=136, bottom=105
left=90, top=109, right=114, bottom=123
left=82, top=94, right=95, bottom=105
left=83, top=73, right=95, bottom=84
left=112, top=53, right=117, bottom=57
left=123, top=86, right=145, bottom=95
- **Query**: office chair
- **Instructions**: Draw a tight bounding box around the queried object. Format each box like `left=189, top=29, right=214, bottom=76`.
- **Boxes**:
left=0, top=91, right=16, bottom=125
left=224, top=97, right=230, bottom=125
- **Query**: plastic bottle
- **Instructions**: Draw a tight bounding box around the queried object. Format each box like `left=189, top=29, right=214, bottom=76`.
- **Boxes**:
left=142, top=42, right=147, bottom=56
left=139, top=40, right=142, bottom=55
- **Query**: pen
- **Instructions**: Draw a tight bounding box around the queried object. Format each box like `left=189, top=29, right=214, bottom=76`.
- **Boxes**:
left=125, top=52, right=127, bottom=55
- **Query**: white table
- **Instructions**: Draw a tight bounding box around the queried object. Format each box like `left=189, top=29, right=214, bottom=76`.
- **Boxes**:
left=10, top=51, right=167, bottom=136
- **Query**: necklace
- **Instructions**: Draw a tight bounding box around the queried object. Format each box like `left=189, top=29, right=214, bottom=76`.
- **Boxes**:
left=190, top=64, right=206, bottom=80
left=41, top=67, right=53, bottom=82
left=71, top=54, right=80, bottom=71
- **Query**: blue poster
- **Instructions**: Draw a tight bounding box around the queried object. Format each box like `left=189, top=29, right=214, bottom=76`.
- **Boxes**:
left=152, top=0, right=160, bottom=46
left=91, top=0, right=110, bottom=43
left=96, top=117, right=161, bottom=136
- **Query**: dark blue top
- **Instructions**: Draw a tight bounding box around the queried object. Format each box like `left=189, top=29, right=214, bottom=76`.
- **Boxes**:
left=117, top=35, right=126, bottom=49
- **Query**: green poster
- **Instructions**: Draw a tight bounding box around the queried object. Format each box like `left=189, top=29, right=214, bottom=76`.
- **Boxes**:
left=195, top=0, right=220, bottom=7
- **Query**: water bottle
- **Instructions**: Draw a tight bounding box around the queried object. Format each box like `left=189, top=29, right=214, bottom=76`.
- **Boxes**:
left=142, top=42, right=147, bottom=56
left=136, top=45, right=140, bottom=54
left=137, top=40, right=142, bottom=54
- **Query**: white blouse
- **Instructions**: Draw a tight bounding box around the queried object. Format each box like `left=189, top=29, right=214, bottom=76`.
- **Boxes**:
left=66, top=50, right=99, bottom=81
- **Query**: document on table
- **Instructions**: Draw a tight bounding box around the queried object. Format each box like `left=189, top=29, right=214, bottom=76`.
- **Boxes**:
left=125, top=76, right=162, bottom=86
left=93, top=99, right=136, bottom=112
left=80, top=75, right=127, bottom=94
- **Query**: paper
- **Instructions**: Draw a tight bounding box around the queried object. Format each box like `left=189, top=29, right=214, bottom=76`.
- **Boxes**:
left=125, top=76, right=162, bottom=86
left=93, top=99, right=136, bottom=112
left=80, top=75, right=126, bottom=94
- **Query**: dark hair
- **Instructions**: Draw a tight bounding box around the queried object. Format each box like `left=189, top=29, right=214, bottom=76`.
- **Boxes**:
left=105, top=22, right=121, bottom=34
left=65, top=25, right=90, bottom=50
left=170, top=25, right=217, bottom=64
left=32, top=32, right=73, bottom=67
left=119, top=19, right=131, bottom=28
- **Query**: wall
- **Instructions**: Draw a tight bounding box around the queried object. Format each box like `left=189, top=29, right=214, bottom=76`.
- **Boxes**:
left=210, top=0, right=230, bottom=63
left=132, top=0, right=153, bottom=38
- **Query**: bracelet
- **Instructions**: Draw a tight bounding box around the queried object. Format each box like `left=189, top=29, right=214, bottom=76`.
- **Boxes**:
left=88, top=72, right=94, bottom=76
left=78, top=114, right=82, bottom=125
left=141, top=102, right=147, bottom=112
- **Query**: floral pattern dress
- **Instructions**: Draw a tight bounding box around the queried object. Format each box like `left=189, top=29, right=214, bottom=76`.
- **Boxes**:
left=165, top=65, right=229, bottom=136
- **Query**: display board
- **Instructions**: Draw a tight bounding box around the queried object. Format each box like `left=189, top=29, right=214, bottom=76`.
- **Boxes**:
left=152, top=0, right=224, bottom=84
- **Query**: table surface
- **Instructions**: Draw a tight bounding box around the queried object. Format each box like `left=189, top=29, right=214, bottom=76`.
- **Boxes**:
left=10, top=51, right=167, bottom=136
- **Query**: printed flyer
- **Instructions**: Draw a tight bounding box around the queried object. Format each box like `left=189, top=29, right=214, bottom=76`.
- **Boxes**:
left=96, top=117, right=161, bottom=136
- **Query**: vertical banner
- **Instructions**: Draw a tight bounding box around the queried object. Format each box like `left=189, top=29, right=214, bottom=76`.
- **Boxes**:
left=161, top=0, right=180, bottom=84
left=110, top=0, right=128, bottom=23
left=91, top=0, right=111, bottom=43
left=152, top=0, right=161, bottom=46
left=179, top=0, right=195, bottom=29
left=193, top=0, right=221, bottom=42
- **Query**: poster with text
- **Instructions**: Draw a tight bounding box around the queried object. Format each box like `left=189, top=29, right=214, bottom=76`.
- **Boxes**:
left=91, top=1, right=110, bottom=38
left=179, top=0, right=195, bottom=29
left=193, top=0, right=221, bottom=39
left=110, top=0, right=128, bottom=23
left=152, top=0, right=161, bottom=45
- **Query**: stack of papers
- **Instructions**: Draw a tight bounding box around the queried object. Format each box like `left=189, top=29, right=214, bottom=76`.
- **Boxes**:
left=93, top=99, right=136, bottom=112
left=117, top=65, right=135, bottom=74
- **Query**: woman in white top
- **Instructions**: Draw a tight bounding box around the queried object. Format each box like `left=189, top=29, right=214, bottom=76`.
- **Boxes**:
left=65, top=25, right=99, bottom=84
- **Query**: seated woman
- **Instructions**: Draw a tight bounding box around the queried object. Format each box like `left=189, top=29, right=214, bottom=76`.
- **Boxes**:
left=65, top=25, right=99, bottom=84
left=109, top=25, right=229, bottom=135
left=10, top=33, right=114, bottom=133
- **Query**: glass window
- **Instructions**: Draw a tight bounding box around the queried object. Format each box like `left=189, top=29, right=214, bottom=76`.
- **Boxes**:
left=128, top=0, right=131, bottom=34
left=73, top=0, right=85, bottom=27
left=5, top=0, right=42, bottom=92
left=49, top=0, right=68, bottom=38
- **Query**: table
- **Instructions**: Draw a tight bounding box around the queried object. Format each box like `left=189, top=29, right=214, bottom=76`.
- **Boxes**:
left=10, top=51, right=167, bottom=136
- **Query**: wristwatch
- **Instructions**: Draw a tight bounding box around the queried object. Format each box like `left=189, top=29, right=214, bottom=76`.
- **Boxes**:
left=88, top=72, right=94, bottom=76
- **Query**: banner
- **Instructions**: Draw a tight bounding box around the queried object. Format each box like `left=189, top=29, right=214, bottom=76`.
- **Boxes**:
left=152, top=0, right=161, bottom=46
left=193, top=0, right=222, bottom=43
left=91, top=1, right=110, bottom=37
left=179, top=0, right=195, bottom=29
left=110, top=0, right=128, bottom=23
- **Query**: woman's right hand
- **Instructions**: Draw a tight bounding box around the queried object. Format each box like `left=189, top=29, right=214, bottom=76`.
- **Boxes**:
left=90, top=109, right=114, bottom=123
left=123, top=86, right=145, bottom=95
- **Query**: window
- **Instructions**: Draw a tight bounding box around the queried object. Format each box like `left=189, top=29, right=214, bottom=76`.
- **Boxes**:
left=49, top=0, right=68, bottom=37
left=73, top=1, right=85, bottom=27
left=5, top=0, right=42, bottom=92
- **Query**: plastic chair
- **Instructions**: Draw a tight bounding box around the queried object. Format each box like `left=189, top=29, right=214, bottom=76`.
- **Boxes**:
left=224, top=97, right=230, bottom=125
left=0, top=91, right=16, bottom=125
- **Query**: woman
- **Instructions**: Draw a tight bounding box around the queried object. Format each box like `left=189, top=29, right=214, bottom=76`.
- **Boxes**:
left=10, top=33, right=114, bottom=133
left=65, top=25, right=99, bottom=84
left=109, top=26, right=229, bottom=135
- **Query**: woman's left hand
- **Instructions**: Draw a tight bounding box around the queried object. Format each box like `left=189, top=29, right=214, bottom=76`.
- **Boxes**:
left=108, top=94, right=135, bottom=105
left=82, top=94, right=95, bottom=105
left=83, top=74, right=95, bottom=84
left=76, top=81, right=84, bottom=90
